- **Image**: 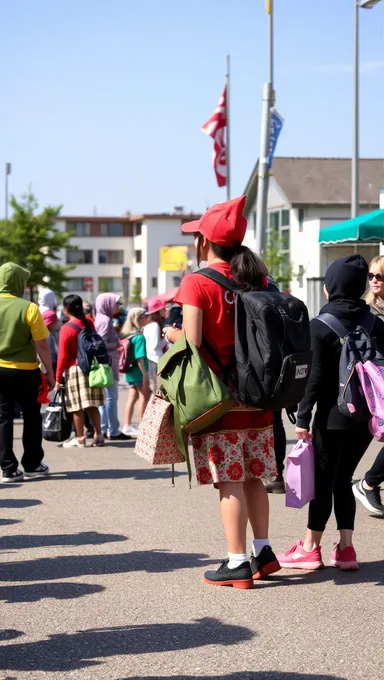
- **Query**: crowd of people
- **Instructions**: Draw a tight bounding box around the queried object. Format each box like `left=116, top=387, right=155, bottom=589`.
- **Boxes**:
left=0, top=195, right=383, bottom=590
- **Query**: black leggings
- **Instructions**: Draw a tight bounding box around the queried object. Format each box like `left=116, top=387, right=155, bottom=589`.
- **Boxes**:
left=365, top=447, right=384, bottom=487
left=308, top=427, right=372, bottom=532
left=273, top=410, right=286, bottom=476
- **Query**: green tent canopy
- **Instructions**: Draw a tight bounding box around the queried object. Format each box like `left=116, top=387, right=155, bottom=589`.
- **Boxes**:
left=319, top=209, right=384, bottom=245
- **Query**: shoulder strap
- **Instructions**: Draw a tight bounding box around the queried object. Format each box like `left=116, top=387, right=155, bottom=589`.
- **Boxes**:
left=317, top=313, right=349, bottom=339
left=67, top=321, right=81, bottom=332
left=196, top=267, right=240, bottom=293
left=362, top=313, right=376, bottom=334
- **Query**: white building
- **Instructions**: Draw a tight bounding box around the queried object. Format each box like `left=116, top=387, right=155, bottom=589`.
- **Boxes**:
left=243, top=157, right=384, bottom=316
left=55, top=210, right=200, bottom=302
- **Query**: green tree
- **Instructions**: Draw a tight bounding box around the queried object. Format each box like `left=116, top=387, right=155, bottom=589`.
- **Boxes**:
left=0, top=191, right=74, bottom=300
left=263, top=230, right=294, bottom=291
left=129, top=281, right=142, bottom=303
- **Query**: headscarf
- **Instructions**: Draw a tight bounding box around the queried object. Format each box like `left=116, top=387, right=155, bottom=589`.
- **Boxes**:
left=321, top=254, right=369, bottom=327
left=38, top=287, right=57, bottom=314
left=94, top=293, right=120, bottom=338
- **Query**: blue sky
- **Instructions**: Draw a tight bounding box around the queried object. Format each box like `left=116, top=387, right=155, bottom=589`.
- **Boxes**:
left=0, top=0, right=383, bottom=216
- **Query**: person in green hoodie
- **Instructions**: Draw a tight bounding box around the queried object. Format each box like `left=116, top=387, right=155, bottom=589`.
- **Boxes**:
left=0, top=262, right=55, bottom=483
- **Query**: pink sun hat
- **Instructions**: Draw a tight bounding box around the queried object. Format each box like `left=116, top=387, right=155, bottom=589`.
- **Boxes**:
left=146, top=297, right=167, bottom=315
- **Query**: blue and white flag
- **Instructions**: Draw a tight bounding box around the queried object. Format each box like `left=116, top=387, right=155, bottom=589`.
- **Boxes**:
left=267, top=108, right=284, bottom=169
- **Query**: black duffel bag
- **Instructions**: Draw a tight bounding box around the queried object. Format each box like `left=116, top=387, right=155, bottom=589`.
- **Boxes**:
left=43, top=391, right=73, bottom=443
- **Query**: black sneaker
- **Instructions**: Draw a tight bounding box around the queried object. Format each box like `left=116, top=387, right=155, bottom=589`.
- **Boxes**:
left=23, top=464, right=50, bottom=478
left=250, top=545, right=281, bottom=580
left=108, top=432, right=132, bottom=441
left=2, top=468, right=24, bottom=484
left=204, top=559, right=254, bottom=589
left=353, top=480, right=384, bottom=516
left=265, top=476, right=286, bottom=494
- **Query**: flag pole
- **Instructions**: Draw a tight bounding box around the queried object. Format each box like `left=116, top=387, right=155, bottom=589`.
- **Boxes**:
left=226, top=54, right=231, bottom=201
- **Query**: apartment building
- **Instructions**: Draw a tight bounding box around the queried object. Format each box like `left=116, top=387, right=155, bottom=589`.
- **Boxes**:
left=55, top=210, right=200, bottom=301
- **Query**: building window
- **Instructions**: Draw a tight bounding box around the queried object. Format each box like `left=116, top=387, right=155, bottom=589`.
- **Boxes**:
left=66, top=222, right=91, bottom=237
left=66, top=249, right=93, bottom=265
left=135, top=222, right=142, bottom=236
left=135, top=250, right=142, bottom=263
left=98, top=277, right=122, bottom=293
left=66, top=278, right=87, bottom=292
left=298, top=265, right=304, bottom=289
left=98, top=250, right=124, bottom=264
left=269, top=211, right=280, bottom=231
left=151, top=277, right=158, bottom=288
left=100, top=223, right=124, bottom=237
left=281, top=209, right=290, bottom=227
left=281, top=228, right=290, bottom=251
left=298, top=208, right=305, bottom=232
left=173, top=276, right=182, bottom=287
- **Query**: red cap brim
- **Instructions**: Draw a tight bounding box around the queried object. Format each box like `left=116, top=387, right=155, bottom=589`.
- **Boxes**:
left=181, top=219, right=201, bottom=234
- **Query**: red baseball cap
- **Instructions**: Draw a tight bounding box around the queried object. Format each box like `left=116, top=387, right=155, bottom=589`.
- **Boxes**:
left=181, top=195, right=247, bottom=247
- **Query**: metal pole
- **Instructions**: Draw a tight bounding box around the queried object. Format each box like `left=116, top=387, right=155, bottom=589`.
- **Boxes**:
left=352, top=1, right=359, bottom=218
left=5, top=165, right=8, bottom=220
left=255, top=0, right=274, bottom=255
left=226, top=54, right=231, bottom=201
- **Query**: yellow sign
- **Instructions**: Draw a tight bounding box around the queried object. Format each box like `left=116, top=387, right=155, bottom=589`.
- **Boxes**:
left=160, top=246, right=188, bottom=272
left=266, top=0, right=272, bottom=14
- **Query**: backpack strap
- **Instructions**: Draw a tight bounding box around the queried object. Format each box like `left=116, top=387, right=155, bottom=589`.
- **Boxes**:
left=196, top=267, right=241, bottom=293
left=317, top=313, right=349, bottom=339
left=67, top=322, right=81, bottom=332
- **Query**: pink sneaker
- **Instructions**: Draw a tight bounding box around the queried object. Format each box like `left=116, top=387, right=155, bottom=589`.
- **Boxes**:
left=277, top=540, right=324, bottom=570
left=330, top=544, right=359, bottom=571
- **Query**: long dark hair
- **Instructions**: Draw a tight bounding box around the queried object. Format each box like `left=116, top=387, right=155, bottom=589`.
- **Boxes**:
left=197, top=235, right=268, bottom=291
left=63, top=294, right=91, bottom=328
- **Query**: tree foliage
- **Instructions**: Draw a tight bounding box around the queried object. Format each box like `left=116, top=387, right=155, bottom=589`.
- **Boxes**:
left=0, top=192, right=74, bottom=300
left=129, top=281, right=142, bottom=303
left=263, top=230, right=294, bottom=291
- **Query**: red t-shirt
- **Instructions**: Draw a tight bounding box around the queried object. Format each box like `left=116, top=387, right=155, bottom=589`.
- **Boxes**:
left=56, top=317, right=95, bottom=382
left=174, top=263, right=236, bottom=375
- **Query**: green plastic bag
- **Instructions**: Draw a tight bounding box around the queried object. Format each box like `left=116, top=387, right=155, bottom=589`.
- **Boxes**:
left=89, top=359, right=114, bottom=388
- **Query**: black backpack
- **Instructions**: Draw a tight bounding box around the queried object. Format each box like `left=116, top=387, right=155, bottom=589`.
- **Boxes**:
left=198, top=268, right=312, bottom=411
left=317, top=312, right=381, bottom=421
left=68, top=322, right=110, bottom=374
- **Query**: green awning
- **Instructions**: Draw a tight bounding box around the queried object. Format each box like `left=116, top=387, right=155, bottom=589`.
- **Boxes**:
left=319, top=209, right=384, bottom=245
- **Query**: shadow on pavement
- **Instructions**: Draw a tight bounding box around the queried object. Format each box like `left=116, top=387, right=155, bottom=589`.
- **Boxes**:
left=0, top=519, right=21, bottom=526
left=0, top=531, right=128, bottom=551
left=0, top=499, right=42, bottom=508
left=0, top=629, right=25, bottom=642
left=0, top=582, right=105, bottom=604
left=124, top=673, right=346, bottom=680
left=255, top=561, right=384, bottom=588
left=0, top=550, right=214, bottom=582
left=35, top=468, right=186, bottom=481
left=0, top=618, right=253, bottom=672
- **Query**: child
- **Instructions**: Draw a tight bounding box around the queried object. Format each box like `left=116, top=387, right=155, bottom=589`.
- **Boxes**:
left=121, top=307, right=149, bottom=437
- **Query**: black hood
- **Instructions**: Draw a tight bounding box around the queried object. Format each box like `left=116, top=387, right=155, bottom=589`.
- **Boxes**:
left=321, top=254, right=369, bottom=326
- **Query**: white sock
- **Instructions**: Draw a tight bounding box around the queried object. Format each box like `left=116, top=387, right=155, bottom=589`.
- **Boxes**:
left=252, top=538, right=270, bottom=557
left=227, top=552, right=248, bottom=569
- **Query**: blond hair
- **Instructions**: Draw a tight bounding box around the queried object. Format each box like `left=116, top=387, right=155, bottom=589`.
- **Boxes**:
left=122, top=307, right=146, bottom=336
left=366, top=255, right=384, bottom=308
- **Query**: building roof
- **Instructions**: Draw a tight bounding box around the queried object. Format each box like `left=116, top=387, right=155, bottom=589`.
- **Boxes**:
left=57, top=212, right=201, bottom=223
left=244, top=157, right=384, bottom=214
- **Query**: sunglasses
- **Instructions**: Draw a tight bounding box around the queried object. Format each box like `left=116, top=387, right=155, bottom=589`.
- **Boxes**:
left=368, top=273, right=384, bottom=282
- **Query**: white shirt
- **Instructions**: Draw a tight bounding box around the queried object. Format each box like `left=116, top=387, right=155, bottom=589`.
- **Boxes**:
left=144, top=322, right=166, bottom=363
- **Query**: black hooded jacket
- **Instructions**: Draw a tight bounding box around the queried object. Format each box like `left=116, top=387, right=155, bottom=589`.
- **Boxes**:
left=297, top=255, right=384, bottom=431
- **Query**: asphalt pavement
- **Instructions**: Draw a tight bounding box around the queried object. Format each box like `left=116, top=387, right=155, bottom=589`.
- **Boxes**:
left=0, top=394, right=383, bottom=680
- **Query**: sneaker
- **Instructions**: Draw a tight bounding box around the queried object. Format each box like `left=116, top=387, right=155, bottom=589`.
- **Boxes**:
left=63, top=437, right=87, bottom=448
left=353, top=480, right=384, bottom=516
left=265, top=476, right=286, bottom=494
left=109, top=432, right=132, bottom=441
left=92, top=434, right=105, bottom=447
left=2, top=468, right=24, bottom=484
left=330, top=544, right=359, bottom=571
left=277, top=540, right=324, bottom=570
left=24, top=464, right=50, bottom=478
left=250, top=545, right=281, bottom=580
left=204, top=559, right=254, bottom=589
left=122, top=425, right=139, bottom=437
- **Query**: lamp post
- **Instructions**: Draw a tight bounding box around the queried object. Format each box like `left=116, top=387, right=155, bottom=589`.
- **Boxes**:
left=352, top=0, right=382, bottom=218
left=5, top=162, right=11, bottom=219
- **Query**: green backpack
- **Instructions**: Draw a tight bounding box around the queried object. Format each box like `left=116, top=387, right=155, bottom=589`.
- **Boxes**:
left=157, top=333, right=233, bottom=468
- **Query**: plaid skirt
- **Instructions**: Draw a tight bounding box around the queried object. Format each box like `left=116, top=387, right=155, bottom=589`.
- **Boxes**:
left=65, top=365, right=104, bottom=413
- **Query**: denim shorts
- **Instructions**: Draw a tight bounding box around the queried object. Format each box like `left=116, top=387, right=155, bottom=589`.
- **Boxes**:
left=127, top=382, right=142, bottom=389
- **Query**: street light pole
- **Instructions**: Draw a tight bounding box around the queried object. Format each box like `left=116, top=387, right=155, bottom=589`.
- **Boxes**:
left=4, top=162, right=11, bottom=220
left=255, top=0, right=275, bottom=255
left=352, top=0, right=382, bottom=218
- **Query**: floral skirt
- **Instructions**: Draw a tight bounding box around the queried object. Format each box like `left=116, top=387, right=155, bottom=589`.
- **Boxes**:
left=191, top=402, right=276, bottom=486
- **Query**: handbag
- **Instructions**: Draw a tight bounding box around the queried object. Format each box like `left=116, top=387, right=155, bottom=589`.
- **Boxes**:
left=88, top=358, right=114, bottom=388
left=43, top=391, right=73, bottom=442
left=355, top=361, right=384, bottom=420
left=286, top=439, right=315, bottom=509
left=134, top=394, right=185, bottom=466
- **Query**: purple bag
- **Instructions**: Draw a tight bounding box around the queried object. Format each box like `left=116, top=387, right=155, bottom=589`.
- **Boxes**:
left=368, top=416, right=384, bottom=442
left=286, top=439, right=315, bottom=509
left=355, top=361, right=384, bottom=420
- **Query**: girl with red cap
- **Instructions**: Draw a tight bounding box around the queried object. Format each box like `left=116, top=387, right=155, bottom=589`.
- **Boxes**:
left=164, top=196, right=280, bottom=589
left=144, top=297, right=168, bottom=393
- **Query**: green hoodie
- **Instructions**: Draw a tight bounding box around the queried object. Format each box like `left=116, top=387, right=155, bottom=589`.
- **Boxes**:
left=0, top=262, right=37, bottom=366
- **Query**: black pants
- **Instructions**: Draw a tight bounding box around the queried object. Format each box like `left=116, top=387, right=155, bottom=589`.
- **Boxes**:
left=365, top=447, right=384, bottom=487
left=0, top=368, right=44, bottom=474
left=308, top=426, right=372, bottom=532
left=273, top=410, right=286, bottom=477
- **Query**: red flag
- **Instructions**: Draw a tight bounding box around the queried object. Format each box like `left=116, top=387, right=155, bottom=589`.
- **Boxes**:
left=202, top=85, right=227, bottom=188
